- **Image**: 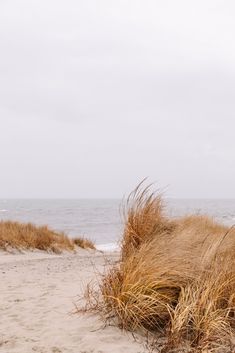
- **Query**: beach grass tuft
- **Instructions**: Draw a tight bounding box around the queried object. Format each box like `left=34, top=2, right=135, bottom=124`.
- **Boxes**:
left=85, top=183, right=235, bottom=352
left=73, top=237, right=96, bottom=250
left=0, top=221, right=95, bottom=253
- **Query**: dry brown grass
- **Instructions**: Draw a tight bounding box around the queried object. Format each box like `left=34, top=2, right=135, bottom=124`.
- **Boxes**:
left=86, top=183, right=235, bottom=352
left=73, top=237, right=96, bottom=250
left=0, top=221, right=94, bottom=253
left=121, top=182, right=175, bottom=260
left=166, top=260, right=235, bottom=352
left=101, top=243, right=195, bottom=332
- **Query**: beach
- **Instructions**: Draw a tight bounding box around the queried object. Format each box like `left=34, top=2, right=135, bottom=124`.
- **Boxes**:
left=0, top=250, right=147, bottom=353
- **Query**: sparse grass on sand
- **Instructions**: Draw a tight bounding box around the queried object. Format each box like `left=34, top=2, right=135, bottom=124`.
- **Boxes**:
left=84, top=183, right=235, bottom=353
left=73, top=237, right=96, bottom=250
left=0, top=221, right=95, bottom=253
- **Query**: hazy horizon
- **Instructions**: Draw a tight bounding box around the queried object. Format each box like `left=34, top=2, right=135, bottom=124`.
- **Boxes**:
left=0, top=198, right=234, bottom=244
left=1, top=196, right=235, bottom=200
left=1, top=1, right=235, bottom=199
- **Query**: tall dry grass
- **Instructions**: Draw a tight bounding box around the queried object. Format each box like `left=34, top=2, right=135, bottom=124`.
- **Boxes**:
left=0, top=221, right=75, bottom=253
left=121, top=182, right=175, bottom=260
left=167, top=260, right=235, bottom=352
left=89, top=184, right=235, bottom=352
left=0, top=221, right=95, bottom=253
left=73, top=236, right=96, bottom=250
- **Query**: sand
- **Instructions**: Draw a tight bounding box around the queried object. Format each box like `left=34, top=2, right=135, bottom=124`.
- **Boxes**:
left=0, top=249, right=147, bottom=353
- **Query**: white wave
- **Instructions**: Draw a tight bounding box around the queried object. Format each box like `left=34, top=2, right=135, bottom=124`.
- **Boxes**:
left=0, top=209, right=8, bottom=212
left=96, top=243, right=119, bottom=252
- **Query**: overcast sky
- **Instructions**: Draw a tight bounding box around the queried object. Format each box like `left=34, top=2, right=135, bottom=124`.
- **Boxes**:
left=0, top=0, right=235, bottom=198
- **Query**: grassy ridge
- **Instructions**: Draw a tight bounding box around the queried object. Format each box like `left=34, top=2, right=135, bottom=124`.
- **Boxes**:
left=95, top=184, right=235, bottom=352
left=0, top=221, right=95, bottom=253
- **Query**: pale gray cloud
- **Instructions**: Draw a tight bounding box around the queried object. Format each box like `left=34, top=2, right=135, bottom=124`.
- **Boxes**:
left=0, top=0, right=235, bottom=198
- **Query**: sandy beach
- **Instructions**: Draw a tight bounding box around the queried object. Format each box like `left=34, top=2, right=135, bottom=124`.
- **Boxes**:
left=0, top=250, right=147, bottom=353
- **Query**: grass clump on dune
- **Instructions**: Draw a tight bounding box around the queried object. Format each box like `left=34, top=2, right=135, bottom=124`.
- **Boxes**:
left=89, top=182, right=235, bottom=352
left=121, top=183, right=175, bottom=260
left=0, top=221, right=95, bottom=253
left=73, top=237, right=96, bottom=250
left=0, top=221, right=75, bottom=253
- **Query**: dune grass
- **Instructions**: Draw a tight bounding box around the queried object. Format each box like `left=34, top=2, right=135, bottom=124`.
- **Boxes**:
left=86, top=183, right=235, bottom=352
left=0, top=221, right=95, bottom=253
left=121, top=182, right=175, bottom=260
left=73, top=237, right=96, bottom=250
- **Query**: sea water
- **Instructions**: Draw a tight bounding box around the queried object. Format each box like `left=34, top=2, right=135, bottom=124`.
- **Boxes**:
left=0, top=199, right=234, bottom=250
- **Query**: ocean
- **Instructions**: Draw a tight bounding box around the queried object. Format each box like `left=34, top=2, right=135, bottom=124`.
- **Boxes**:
left=0, top=199, right=235, bottom=249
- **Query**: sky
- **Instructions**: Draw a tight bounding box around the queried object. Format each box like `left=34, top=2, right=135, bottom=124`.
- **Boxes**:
left=0, top=0, right=235, bottom=198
